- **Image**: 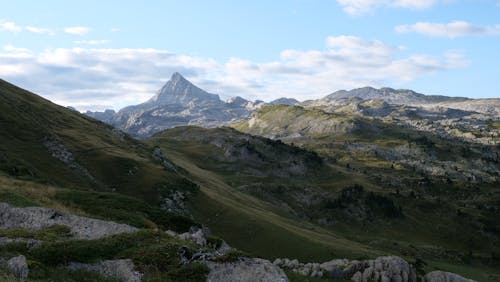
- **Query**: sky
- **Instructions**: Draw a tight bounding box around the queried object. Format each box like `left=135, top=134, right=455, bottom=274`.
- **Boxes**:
left=0, top=0, right=499, bottom=111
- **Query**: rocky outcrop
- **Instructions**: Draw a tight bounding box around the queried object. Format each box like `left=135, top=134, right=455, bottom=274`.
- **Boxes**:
left=423, top=271, right=476, bottom=282
left=152, top=147, right=177, bottom=171
left=6, top=255, right=29, bottom=280
left=274, top=256, right=477, bottom=282
left=68, top=259, right=142, bottom=282
left=350, top=256, right=417, bottom=282
left=276, top=256, right=417, bottom=281
left=43, top=135, right=96, bottom=182
left=206, top=258, right=289, bottom=282
left=0, top=203, right=137, bottom=239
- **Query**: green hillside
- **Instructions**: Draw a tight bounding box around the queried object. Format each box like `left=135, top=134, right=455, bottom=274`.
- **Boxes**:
left=147, top=126, right=500, bottom=281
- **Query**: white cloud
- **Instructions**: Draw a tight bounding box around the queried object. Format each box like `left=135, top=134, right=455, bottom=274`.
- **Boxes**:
left=25, top=26, right=54, bottom=35
left=64, top=26, right=90, bottom=35
left=73, top=40, right=111, bottom=45
left=0, top=36, right=467, bottom=111
left=0, top=21, right=23, bottom=32
left=3, top=44, right=31, bottom=54
left=0, top=20, right=54, bottom=35
left=110, top=27, right=120, bottom=32
left=337, top=0, right=453, bottom=15
left=396, top=21, right=500, bottom=38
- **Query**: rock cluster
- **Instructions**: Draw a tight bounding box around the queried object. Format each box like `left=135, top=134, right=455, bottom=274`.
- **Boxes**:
left=42, top=135, right=96, bottom=182
left=152, top=147, right=177, bottom=171
left=0, top=202, right=137, bottom=239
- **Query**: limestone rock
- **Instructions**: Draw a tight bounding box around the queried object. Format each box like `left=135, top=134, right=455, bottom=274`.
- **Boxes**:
left=0, top=202, right=137, bottom=239
left=206, top=258, right=289, bottom=282
left=424, top=271, right=476, bottom=282
left=7, top=255, right=29, bottom=279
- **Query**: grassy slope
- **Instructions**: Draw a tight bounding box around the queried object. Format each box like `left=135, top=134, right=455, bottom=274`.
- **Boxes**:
left=0, top=79, right=195, bottom=207
left=149, top=126, right=500, bottom=281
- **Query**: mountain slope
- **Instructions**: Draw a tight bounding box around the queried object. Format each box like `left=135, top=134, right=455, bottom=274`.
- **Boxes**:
left=0, top=78, right=198, bottom=230
left=104, top=73, right=263, bottom=137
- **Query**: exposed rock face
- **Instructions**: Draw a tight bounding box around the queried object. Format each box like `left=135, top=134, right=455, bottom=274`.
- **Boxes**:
left=96, top=73, right=263, bottom=138
left=275, top=256, right=417, bottom=282
left=350, top=256, right=417, bottom=282
left=85, top=109, right=116, bottom=124
left=43, top=135, right=96, bottom=182
left=324, top=87, right=468, bottom=106
left=206, top=258, right=289, bottom=282
left=0, top=203, right=137, bottom=239
left=68, top=259, right=142, bottom=282
left=270, top=97, right=300, bottom=106
left=152, top=147, right=177, bottom=171
left=423, top=271, right=476, bottom=282
left=7, top=255, right=29, bottom=279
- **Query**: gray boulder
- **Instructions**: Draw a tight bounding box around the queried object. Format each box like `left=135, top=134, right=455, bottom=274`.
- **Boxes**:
left=0, top=202, right=137, bottom=239
left=206, top=258, right=289, bottom=282
left=68, top=259, right=142, bottom=282
left=7, top=255, right=29, bottom=279
left=424, top=271, right=475, bottom=282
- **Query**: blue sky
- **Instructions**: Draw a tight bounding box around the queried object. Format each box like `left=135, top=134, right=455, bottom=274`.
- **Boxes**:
left=0, top=0, right=499, bottom=110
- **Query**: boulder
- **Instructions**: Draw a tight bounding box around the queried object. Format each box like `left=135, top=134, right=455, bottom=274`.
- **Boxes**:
left=7, top=255, right=29, bottom=279
left=424, top=271, right=476, bottom=282
left=0, top=202, right=137, bottom=239
left=206, top=258, right=289, bottom=282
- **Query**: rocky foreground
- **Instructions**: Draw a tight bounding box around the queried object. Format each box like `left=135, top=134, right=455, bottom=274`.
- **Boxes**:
left=0, top=203, right=476, bottom=282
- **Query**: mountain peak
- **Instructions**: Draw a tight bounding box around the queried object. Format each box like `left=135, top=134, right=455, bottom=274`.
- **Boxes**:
left=146, top=72, right=221, bottom=106
left=170, top=72, right=186, bottom=83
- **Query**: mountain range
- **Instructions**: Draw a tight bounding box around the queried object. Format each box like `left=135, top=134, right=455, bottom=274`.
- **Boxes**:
left=0, top=76, right=499, bottom=281
left=86, top=73, right=500, bottom=139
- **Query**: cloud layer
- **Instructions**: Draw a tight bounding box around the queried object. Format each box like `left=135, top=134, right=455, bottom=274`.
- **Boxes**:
left=396, top=21, right=500, bottom=38
left=337, top=0, right=452, bottom=15
left=0, top=36, right=467, bottom=111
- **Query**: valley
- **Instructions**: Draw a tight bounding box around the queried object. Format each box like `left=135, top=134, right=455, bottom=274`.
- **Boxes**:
left=0, top=76, right=498, bottom=281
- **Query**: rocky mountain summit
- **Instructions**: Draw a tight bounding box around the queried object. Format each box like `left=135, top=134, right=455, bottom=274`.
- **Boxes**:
left=87, top=73, right=264, bottom=137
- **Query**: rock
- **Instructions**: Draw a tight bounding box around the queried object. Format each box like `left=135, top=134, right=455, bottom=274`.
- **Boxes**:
left=68, top=259, right=142, bottom=282
left=0, top=202, right=137, bottom=239
left=152, top=147, right=177, bottom=171
left=351, top=271, right=362, bottom=282
left=424, top=271, right=476, bottom=282
left=165, top=229, right=178, bottom=237
left=361, top=256, right=416, bottom=282
left=206, top=258, right=289, bottom=282
left=7, top=255, right=29, bottom=279
left=178, top=226, right=208, bottom=246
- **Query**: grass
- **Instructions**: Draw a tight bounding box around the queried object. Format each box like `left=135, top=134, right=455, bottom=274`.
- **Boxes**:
left=0, top=174, right=196, bottom=233
left=0, top=225, right=71, bottom=241
left=0, top=227, right=209, bottom=281
left=0, top=78, right=198, bottom=212
left=149, top=125, right=500, bottom=280
left=160, top=147, right=379, bottom=262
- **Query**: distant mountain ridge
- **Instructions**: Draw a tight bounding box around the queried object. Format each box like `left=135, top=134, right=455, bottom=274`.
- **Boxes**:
left=85, top=73, right=499, bottom=137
